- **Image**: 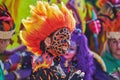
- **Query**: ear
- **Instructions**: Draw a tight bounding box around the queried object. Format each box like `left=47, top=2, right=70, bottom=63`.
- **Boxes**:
left=44, top=37, right=51, bottom=47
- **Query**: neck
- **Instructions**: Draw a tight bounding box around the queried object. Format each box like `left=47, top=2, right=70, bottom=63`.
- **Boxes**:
left=112, top=54, right=120, bottom=59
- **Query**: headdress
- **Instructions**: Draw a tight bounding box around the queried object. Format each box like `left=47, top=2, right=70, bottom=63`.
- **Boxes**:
left=99, top=0, right=120, bottom=39
left=20, top=1, right=76, bottom=56
left=60, top=29, right=94, bottom=80
left=0, top=3, right=15, bottom=39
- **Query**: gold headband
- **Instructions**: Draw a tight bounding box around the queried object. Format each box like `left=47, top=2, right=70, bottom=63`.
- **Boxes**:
left=0, top=30, right=15, bottom=39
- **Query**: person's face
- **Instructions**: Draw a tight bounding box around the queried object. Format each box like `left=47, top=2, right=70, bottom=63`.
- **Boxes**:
left=50, top=28, right=70, bottom=56
left=109, top=38, right=120, bottom=58
left=63, top=41, right=77, bottom=59
left=0, top=39, right=10, bottom=53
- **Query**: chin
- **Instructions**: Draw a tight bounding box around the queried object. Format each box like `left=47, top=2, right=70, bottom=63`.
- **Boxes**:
left=64, top=55, right=72, bottom=59
left=116, top=52, right=120, bottom=55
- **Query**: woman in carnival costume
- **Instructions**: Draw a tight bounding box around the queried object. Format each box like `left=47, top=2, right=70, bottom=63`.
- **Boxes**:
left=60, top=29, right=94, bottom=80
left=60, top=26, right=115, bottom=80
left=20, top=1, right=84, bottom=80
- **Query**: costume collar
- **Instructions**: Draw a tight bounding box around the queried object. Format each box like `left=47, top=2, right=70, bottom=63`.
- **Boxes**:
left=104, top=51, right=120, bottom=61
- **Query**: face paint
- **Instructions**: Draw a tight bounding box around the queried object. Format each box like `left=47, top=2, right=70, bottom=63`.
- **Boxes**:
left=48, top=28, right=70, bottom=56
left=63, top=41, right=77, bottom=59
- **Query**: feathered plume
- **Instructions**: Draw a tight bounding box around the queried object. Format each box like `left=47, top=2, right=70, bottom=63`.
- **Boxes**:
left=20, top=1, right=76, bottom=56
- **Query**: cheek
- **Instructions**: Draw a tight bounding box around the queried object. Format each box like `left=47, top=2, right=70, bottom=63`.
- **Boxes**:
left=64, top=54, right=75, bottom=59
left=110, top=44, right=117, bottom=52
left=64, top=51, right=76, bottom=59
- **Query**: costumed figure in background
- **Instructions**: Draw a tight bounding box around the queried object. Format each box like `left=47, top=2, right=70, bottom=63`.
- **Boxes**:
left=20, top=1, right=84, bottom=80
left=99, top=0, right=120, bottom=79
left=0, top=2, right=32, bottom=80
left=0, top=3, right=15, bottom=80
left=4, top=45, right=32, bottom=80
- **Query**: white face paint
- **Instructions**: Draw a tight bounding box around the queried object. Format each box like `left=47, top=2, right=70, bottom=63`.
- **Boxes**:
left=63, top=41, right=77, bottom=59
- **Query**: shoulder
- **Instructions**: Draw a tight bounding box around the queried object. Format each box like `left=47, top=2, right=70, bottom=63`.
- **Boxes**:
left=90, top=51, right=106, bottom=71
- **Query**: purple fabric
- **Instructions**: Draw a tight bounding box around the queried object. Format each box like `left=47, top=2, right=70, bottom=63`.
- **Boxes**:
left=60, top=29, right=95, bottom=80
left=4, top=45, right=27, bottom=55
left=4, top=53, right=21, bottom=70
left=5, top=72, right=15, bottom=80
left=5, top=69, right=31, bottom=80
left=16, top=69, right=32, bottom=79
left=4, top=62, right=11, bottom=70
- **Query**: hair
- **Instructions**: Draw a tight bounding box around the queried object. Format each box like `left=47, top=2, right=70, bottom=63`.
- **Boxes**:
left=60, top=29, right=95, bottom=80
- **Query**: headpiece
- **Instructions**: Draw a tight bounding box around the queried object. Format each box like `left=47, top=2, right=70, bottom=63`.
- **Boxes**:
left=67, top=29, right=94, bottom=80
left=20, top=1, right=76, bottom=56
left=0, top=3, right=15, bottom=39
left=99, top=0, right=120, bottom=39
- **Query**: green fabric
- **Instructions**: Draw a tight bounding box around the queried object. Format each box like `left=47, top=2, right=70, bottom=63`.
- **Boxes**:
left=102, top=51, right=120, bottom=73
left=0, top=65, right=4, bottom=80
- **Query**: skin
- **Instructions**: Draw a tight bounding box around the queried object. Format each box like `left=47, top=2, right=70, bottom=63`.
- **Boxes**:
left=0, top=39, right=10, bottom=53
left=108, top=38, right=120, bottom=59
left=63, top=41, right=77, bottom=61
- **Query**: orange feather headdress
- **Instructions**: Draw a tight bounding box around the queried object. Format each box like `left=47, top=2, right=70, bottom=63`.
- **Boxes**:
left=0, top=3, right=15, bottom=39
left=101, top=15, right=120, bottom=39
left=99, top=0, right=120, bottom=39
left=20, top=1, right=76, bottom=56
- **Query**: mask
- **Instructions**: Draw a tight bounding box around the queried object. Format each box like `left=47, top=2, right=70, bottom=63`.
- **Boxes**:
left=48, top=28, right=70, bottom=56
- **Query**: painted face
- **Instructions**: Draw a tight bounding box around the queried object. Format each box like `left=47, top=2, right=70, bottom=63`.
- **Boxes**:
left=63, top=41, right=77, bottom=59
left=0, top=39, right=10, bottom=53
left=50, top=28, right=70, bottom=56
left=109, top=38, right=120, bottom=58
